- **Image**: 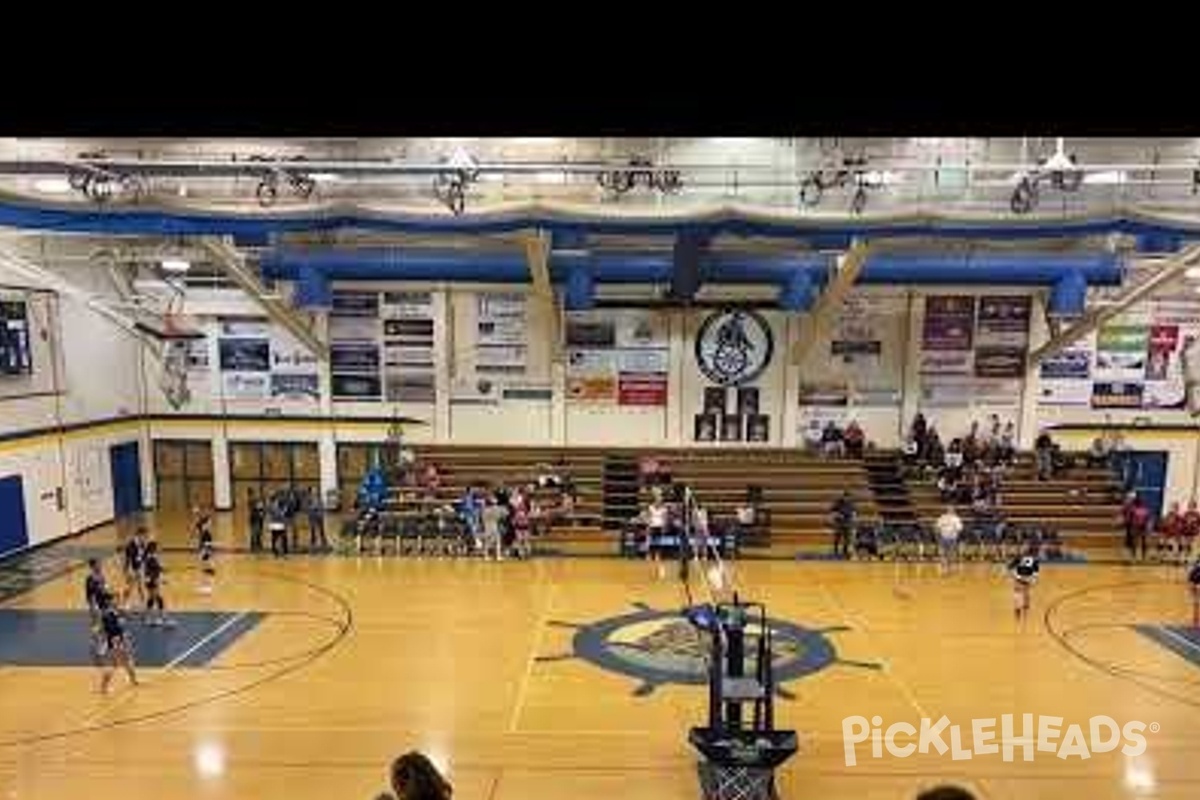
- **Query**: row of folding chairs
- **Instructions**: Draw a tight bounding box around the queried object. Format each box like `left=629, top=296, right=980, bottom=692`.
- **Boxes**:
left=849, top=521, right=1063, bottom=562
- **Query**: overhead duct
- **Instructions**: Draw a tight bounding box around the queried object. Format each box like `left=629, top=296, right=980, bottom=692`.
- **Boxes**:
left=1047, top=271, right=1088, bottom=318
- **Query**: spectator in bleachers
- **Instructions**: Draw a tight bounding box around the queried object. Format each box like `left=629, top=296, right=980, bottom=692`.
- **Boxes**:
left=910, top=412, right=928, bottom=450
left=924, top=425, right=944, bottom=468
left=843, top=419, right=866, bottom=459
left=247, top=489, right=265, bottom=553
left=962, top=420, right=982, bottom=464
left=1085, top=436, right=1109, bottom=470
left=821, top=420, right=845, bottom=457
left=803, top=419, right=825, bottom=453
left=831, top=491, right=856, bottom=558
left=997, top=421, right=1016, bottom=467
left=306, top=487, right=328, bottom=552
left=419, top=462, right=441, bottom=500
left=1034, top=429, right=1056, bottom=481
left=943, top=438, right=964, bottom=475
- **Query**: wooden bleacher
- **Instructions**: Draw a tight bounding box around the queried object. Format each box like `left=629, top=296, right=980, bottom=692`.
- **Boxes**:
left=403, top=445, right=877, bottom=549
left=905, top=452, right=1123, bottom=549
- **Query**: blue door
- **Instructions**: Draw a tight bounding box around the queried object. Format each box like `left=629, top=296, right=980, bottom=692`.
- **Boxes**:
left=0, top=475, right=29, bottom=557
left=1116, top=450, right=1169, bottom=521
left=109, top=441, right=143, bottom=519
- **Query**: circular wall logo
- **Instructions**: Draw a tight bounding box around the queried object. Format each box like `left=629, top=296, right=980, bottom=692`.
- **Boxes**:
left=695, top=309, right=774, bottom=385
left=549, top=605, right=852, bottom=696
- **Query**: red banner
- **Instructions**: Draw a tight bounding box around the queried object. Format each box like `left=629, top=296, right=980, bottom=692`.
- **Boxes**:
left=618, top=372, right=667, bottom=405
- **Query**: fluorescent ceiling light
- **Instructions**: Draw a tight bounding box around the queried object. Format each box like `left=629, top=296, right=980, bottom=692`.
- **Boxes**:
left=309, top=173, right=339, bottom=183
left=33, top=177, right=71, bottom=194
left=161, top=258, right=191, bottom=274
left=1186, top=267, right=1200, bottom=280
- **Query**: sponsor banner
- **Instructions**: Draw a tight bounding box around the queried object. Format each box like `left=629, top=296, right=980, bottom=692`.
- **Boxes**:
left=618, top=348, right=668, bottom=374
left=270, top=373, right=319, bottom=400
left=270, top=330, right=318, bottom=374
left=381, top=291, right=433, bottom=318
left=1094, top=350, right=1146, bottom=382
left=477, top=345, right=527, bottom=373
left=1092, top=381, right=1145, bottom=409
left=477, top=293, right=527, bottom=345
left=331, top=374, right=382, bottom=400
left=502, top=384, right=554, bottom=401
left=1150, top=299, right=1200, bottom=325
left=218, top=318, right=269, bottom=338
left=567, top=376, right=617, bottom=403
left=976, top=296, right=1032, bottom=347
left=854, top=388, right=903, bottom=406
left=328, top=316, right=379, bottom=342
left=618, top=372, right=667, bottom=406
left=223, top=372, right=269, bottom=400
left=1040, top=350, right=1091, bottom=380
left=1038, top=381, right=1092, bottom=406
left=1144, top=379, right=1186, bottom=410
left=920, top=352, right=973, bottom=376
left=385, top=373, right=436, bottom=403
left=1097, top=325, right=1149, bottom=353
left=384, top=344, right=436, bottom=369
left=799, top=383, right=850, bottom=407
left=330, top=343, right=381, bottom=373
left=331, top=291, right=379, bottom=318
left=831, top=340, right=882, bottom=358
left=974, top=345, right=1026, bottom=378
left=218, top=338, right=270, bottom=372
left=565, top=318, right=616, bottom=348
left=922, top=296, right=975, bottom=351
left=616, top=312, right=668, bottom=349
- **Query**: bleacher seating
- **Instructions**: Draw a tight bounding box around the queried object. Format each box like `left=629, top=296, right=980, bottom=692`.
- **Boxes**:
left=905, top=452, right=1123, bottom=550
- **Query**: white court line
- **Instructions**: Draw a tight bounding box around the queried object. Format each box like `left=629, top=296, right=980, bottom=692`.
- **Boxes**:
left=164, top=612, right=247, bottom=669
left=1154, top=625, right=1200, bottom=659
left=507, top=583, right=557, bottom=734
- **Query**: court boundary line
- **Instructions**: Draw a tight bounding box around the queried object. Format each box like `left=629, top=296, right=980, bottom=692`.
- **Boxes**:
left=507, top=582, right=557, bottom=734
left=164, top=612, right=247, bottom=669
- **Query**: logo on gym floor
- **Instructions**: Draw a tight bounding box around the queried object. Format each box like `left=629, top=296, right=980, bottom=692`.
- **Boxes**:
left=538, top=603, right=877, bottom=696
left=695, top=309, right=774, bottom=385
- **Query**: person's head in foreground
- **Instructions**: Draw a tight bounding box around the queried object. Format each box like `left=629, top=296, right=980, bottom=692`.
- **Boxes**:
left=384, top=751, right=452, bottom=800
left=917, top=786, right=976, bottom=800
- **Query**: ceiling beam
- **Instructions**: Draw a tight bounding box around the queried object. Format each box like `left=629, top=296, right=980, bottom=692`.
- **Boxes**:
left=1028, top=242, right=1200, bottom=364
left=524, top=228, right=553, bottom=299
left=791, top=240, right=871, bottom=364
left=200, top=237, right=327, bottom=360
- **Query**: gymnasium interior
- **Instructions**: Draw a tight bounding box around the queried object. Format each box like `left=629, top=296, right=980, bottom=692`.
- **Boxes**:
left=2, top=137, right=1200, bottom=799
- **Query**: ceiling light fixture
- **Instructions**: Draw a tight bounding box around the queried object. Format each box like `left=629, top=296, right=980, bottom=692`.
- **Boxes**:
left=1186, top=267, right=1200, bottom=280
left=309, top=173, right=339, bottom=183
left=161, top=258, right=191, bottom=274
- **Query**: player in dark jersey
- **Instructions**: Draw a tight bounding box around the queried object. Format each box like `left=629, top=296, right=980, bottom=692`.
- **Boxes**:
left=95, top=591, right=138, bottom=693
left=121, top=528, right=149, bottom=609
left=84, top=558, right=110, bottom=625
left=142, top=540, right=173, bottom=627
left=195, top=508, right=216, bottom=594
left=1009, top=547, right=1041, bottom=622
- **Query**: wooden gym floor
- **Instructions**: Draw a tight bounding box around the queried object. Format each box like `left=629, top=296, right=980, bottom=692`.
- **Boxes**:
left=1, top=513, right=1199, bottom=799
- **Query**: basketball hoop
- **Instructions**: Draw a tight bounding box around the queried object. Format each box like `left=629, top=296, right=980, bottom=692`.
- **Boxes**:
left=155, top=311, right=202, bottom=410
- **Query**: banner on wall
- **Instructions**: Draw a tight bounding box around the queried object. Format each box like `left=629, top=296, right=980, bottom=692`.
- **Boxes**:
left=922, top=296, right=976, bottom=351
left=566, top=349, right=617, bottom=403
left=270, top=373, right=319, bottom=400
left=618, top=373, right=667, bottom=405
left=477, top=293, right=527, bottom=373
left=976, top=296, right=1032, bottom=347
left=331, top=291, right=379, bottom=318
left=218, top=338, right=269, bottom=372
left=1092, top=381, right=1145, bottom=409
left=798, top=383, right=850, bottom=406
left=223, top=372, right=269, bottom=400
left=1038, top=349, right=1092, bottom=406
left=385, top=373, right=436, bottom=403
left=564, top=310, right=668, bottom=406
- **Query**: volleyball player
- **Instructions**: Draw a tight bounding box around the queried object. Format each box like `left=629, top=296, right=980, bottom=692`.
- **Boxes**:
left=1009, top=546, right=1040, bottom=622
left=644, top=490, right=669, bottom=580
left=95, top=590, right=139, bottom=694
left=143, top=540, right=173, bottom=627
left=84, top=557, right=109, bottom=626
left=121, top=527, right=148, bottom=609
left=196, top=508, right=216, bottom=594
left=1188, top=557, right=1200, bottom=628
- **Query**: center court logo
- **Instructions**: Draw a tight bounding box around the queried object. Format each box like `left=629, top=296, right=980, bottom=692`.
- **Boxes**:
left=842, top=715, right=1155, bottom=766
